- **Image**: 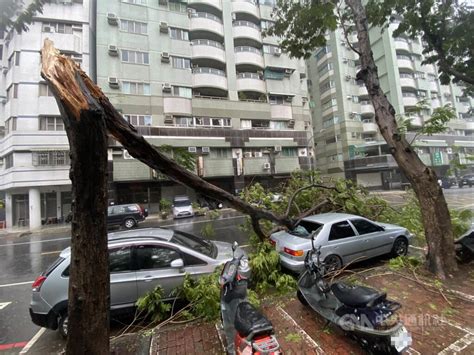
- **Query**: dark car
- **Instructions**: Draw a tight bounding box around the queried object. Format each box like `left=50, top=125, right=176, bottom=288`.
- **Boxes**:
left=107, top=203, right=147, bottom=229
left=458, top=174, right=474, bottom=188
left=438, top=176, right=457, bottom=189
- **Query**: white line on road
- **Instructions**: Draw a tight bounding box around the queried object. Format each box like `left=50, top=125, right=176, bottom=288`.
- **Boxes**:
left=40, top=250, right=61, bottom=255
left=276, top=306, right=325, bottom=354
left=0, top=237, right=70, bottom=247
left=161, top=215, right=245, bottom=228
left=19, top=327, right=46, bottom=354
left=0, top=281, right=33, bottom=288
left=0, top=302, right=12, bottom=310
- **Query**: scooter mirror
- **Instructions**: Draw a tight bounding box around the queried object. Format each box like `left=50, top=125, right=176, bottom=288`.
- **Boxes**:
left=232, top=241, right=238, bottom=255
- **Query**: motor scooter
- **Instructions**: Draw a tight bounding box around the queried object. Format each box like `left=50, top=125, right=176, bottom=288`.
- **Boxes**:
left=297, top=235, right=412, bottom=354
left=219, top=242, right=281, bottom=355
left=455, top=228, right=474, bottom=263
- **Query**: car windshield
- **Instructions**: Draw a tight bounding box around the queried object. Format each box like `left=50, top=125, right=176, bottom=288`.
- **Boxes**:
left=174, top=200, right=191, bottom=207
left=171, top=230, right=216, bottom=258
left=289, top=220, right=323, bottom=238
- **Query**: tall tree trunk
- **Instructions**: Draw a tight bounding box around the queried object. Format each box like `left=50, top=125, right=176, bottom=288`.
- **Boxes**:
left=345, top=0, right=457, bottom=279
left=41, top=41, right=109, bottom=354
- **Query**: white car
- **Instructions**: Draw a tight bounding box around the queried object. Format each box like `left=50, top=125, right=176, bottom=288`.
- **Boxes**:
left=172, top=195, right=194, bottom=219
left=270, top=213, right=413, bottom=273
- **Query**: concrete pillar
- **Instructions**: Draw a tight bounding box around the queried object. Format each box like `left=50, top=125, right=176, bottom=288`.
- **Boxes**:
left=5, top=192, right=12, bottom=229
left=56, top=190, right=62, bottom=219
left=29, top=188, right=41, bottom=230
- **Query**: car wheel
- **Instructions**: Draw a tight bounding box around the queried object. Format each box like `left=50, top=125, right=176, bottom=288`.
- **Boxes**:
left=123, top=218, right=136, bottom=229
left=391, top=237, right=408, bottom=257
left=324, top=255, right=342, bottom=273
left=58, top=312, right=68, bottom=338
left=296, top=290, right=309, bottom=306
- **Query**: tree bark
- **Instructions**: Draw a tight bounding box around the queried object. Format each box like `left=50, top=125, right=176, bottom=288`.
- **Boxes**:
left=41, top=40, right=109, bottom=354
left=345, top=0, right=458, bottom=279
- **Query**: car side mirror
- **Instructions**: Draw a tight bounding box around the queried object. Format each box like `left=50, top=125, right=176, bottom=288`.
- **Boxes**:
left=170, top=258, right=184, bottom=271
left=232, top=241, right=238, bottom=252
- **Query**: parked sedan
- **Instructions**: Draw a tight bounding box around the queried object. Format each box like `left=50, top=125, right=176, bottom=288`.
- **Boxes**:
left=270, top=213, right=412, bottom=273
left=458, top=174, right=474, bottom=188
left=30, top=228, right=246, bottom=337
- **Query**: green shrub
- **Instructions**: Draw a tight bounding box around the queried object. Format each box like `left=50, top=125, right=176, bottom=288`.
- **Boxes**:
left=136, top=285, right=171, bottom=323
left=200, top=223, right=215, bottom=239
left=159, top=198, right=172, bottom=212
left=208, top=209, right=220, bottom=220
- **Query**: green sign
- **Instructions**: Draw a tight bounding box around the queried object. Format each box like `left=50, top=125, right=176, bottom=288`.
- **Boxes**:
left=432, top=152, right=443, bottom=166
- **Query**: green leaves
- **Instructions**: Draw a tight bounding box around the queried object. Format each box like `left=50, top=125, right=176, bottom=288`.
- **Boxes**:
left=135, top=285, right=171, bottom=323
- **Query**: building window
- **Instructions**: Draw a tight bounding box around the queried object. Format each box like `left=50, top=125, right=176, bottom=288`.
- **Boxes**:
left=120, top=19, right=147, bottom=34
left=5, top=117, right=17, bottom=135
left=121, top=50, right=149, bottom=64
left=171, top=56, right=191, bottom=69
left=210, top=148, right=230, bottom=159
left=0, top=45, right=3, bottom=60
left=315, top=46, right=331, bottom=61
left=8, top=52, right=20, bottom=69
left=32, top=151, right=70, bottom=166
left=122, top=0, right=146, bottom=5
left=270, top=121, right=288, bottom=130
left=124, top=114, right=152, bottom=126
left=282, top=147, right=297, bottom=157
left=175, top=116, right=194, bottom=127
left=6, top=84, right=18, bottom=101
left=39, top=116, right=65, bottom=131
left=169, top=1, right=187, bottom=12
left=121, top=81, right=151, bottom=95
left=241, top=119, right=269, bottom=129
left=323, top=115, right=340, bottom=128
left=260, top=20, right=274, bottom=31
left=269, top=95, right=286, bottom=105
left=169, top=27, right=189, bottom=41
left=262, top=44, right=280, bottom=55
left=172, top=86, right=192, bottom=98
left=39, top=83, right=55, bottom=97
left=321, top=98, right=337, bottom=111
left=42, top=22, right=75, bottom=34
left=318, top=61, right=333, bottom=75
left=194, top=117, right=231, bottom=128
left=319, top=80, right=335, bottom=93
left=4, top=153, right=14, bottom=169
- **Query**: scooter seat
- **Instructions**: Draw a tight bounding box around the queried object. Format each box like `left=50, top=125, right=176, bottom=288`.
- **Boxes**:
left=331, top=282, right=386, bottom=308
left=234, top=302, right=273, bottom=338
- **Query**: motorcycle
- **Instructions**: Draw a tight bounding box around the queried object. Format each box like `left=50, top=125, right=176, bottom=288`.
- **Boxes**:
left=219, top=242, right=281, bottom=355
left=297, top=234, right=412, bottom=354
left=455, top=228, right=474, bottom=263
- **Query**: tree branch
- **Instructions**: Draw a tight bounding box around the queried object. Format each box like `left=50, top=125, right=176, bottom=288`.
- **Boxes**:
left=285, top=184, right=339, bottom=217
left=251, top=216, right=267, bottom=241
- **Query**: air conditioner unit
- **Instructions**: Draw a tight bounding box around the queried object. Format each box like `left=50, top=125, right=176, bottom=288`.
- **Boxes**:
left=287, top=119, right=295, bottom=127
left=107, top=13, right=118, bottom=25
left=349, top=112, right=357, bottom=118
left=263, top=162, right=271, bottom=170
left=347, top=95, right=353, bottom=100
left=300, top=72, right=306, bottom=79
left=62, top=0, right=72, bottom=5
left=108, top=45, right=119, bottom=56
left=187, top=8, right=197, bottom=17
left=123, top=150, right=134, bottom=159
left=43, top=26, right=53, bottom=33
left=284, top=69, right=293, bottom=77
left=243, top=152, right=252, bottom=158
left=345, top=74, right=352, bottom=81
left=188, top=146, right=197, bottom=153
left=274, top=145, right=282, bottom=152
left=446, top=147, right=452, bottom=154
left=162, top=83, right=172, bottom=93
left=201, top=147, right=211, bottom=154
left=108, top=77, right=120, bottom=88
left=284, top=96, right=293, bottom=103
left=158, top=0, right=168, bottom=5
left=164, top=115, right=173, bottom=125
left=273, top=48, right=282, bottom=56
left=342, top=58, right=348, bottom=63
left=161, top=52, right=170, bottom=63
left=159, top=22, right=169, bottom=33
left=254, top=151, right=263, bottom=158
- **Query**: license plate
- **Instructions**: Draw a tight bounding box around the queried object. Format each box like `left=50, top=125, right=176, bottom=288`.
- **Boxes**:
left=391, top=326, right=412, bottom=352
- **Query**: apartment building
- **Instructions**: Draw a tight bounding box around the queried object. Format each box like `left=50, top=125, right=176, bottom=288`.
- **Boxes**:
left=97, top=0, right=312, bottom=211
left=307, top=20, right=473, bottom=189
left=0, top=0, right=95, bottom=229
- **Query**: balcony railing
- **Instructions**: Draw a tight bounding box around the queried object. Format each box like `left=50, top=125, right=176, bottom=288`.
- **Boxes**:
left=193, top=67, right=226, bottom=76
left=191, top=39, right=224, bottom=49
left=190, top=12, right=223, bottom=24
left=237, top=72, right=263, bottom=80
left=235, top=46, right=262, bottom=54
left=233, top=20, right=260, bottom=30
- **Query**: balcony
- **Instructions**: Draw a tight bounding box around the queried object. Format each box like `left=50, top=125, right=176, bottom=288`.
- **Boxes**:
left=399, top=76, right=416, bottom=88
left=396, top=56, right=414, bottom=70
left=360, top=101, right=375, bottom=116
left=362, top=121, right=378, bottom=133
left=192, top=67, right=228, bottom=91
left=275, top=157, right=300, bottom=174
left=188, top=0, right=222, bottom=11
left=358, top=85, right=368, bottom=96
left=191, top=39, right=225, bottom=63
left=234, top=46, right=264, bottom=68
left=394, top=38, right=410, bottom=51
left=190, top=12, right=224, bottom=37
left=236, top=73, right=266, bottom=93
left=113, top=160, right=153, bottom=182
left=232, top=0, right=260, bottom=19
left=163, top=97, right=192, bottom=115
left=42, top=32, right=82, bottom=53
left=203, top=158, right=234, bottom=177
left=244, top=158, right=270, bottom=175
left=270, top=104, right=292, bottom=120
left=233, top=20, right=262, bottom=43
left=402, top=93, right=418, bottom=107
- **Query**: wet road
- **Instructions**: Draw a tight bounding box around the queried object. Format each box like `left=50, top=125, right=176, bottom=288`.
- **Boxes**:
left=0, top=210, right=248, bottom=354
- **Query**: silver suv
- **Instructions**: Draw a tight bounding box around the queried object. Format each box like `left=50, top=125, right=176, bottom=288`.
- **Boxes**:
left=29, top=228, right=246, bottom=337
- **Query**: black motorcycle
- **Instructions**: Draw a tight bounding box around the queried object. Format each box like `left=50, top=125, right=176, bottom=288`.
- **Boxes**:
left=455, top=228, right=474, bottom=263
left=297, top=235, right=412, bottom=354
left=219, top=242, right=281, bottom=355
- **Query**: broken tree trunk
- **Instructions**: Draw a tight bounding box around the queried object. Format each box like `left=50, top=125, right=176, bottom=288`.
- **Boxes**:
left=41, top=42, right=109, bottom=353
left=345, top=0, right=458, bottom=279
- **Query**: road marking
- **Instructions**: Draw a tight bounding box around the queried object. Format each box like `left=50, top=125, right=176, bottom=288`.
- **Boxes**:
left=0, top=342, right=28, bottom=351
left=19, top=328, right=46, bottom=354
left=0, top=237, right=70, bottom=247
left=0, top=302, right=12, bottom=310
left=0, top=281, right=33, bottom=288
left=438, top=333, right=474, bottom=355
left=40, top=250, right=61, bottom=255
left=276, top=306, right=325, bottom=354
left=161, top=215, right=245, bottom=228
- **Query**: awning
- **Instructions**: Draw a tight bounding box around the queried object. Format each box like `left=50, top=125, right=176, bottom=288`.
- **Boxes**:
left=453, top=140, right=474, bottom=147
left=268, top=92, right=295, bottom=97
left=413, top=140, right=448, bottom=147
